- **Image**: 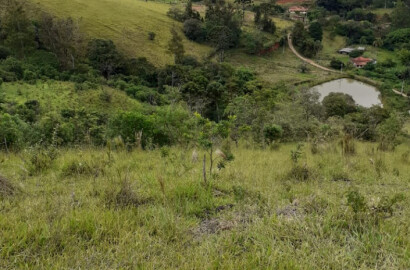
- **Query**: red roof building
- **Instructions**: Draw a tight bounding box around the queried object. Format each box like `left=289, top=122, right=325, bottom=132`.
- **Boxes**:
left=288, top=6, right=309, bottom=13
left=351, top=56, right=373, bottom=68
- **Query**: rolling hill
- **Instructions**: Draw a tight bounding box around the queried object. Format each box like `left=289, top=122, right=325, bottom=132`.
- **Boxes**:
left=28, top=0, right=212, bottom=66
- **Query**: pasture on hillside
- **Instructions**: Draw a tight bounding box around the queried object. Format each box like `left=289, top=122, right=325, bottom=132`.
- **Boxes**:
left=28, top=0, right=212, bottom=66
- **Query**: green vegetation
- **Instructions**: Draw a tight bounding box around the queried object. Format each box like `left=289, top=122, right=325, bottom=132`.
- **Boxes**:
left=1, top=141, right=409, bottom=268
left=28, top=0, right=211, bottom=66
left=1, top=0, right=410, bottom=268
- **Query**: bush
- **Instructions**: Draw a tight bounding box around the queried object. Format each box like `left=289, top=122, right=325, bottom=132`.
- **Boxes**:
left=183, top=19, right=204, bottom=41
left=322, top=93, right=357, bottom=118
left=0, top=113, right=28, bottom=150
left=349, top=50, right=363, bottom=58
left=148, top=32, right=156, bottom=41
left=61, top=160, right=105, bottom=177
left=108, top=111, right=169, bottom=148
left=167, top=7, right=186, bottom=22
left=264, top=124, right=283, bottom=144
left=0, top=46, right=12, bottom=60
left=330, top=58, right=344, bottom=70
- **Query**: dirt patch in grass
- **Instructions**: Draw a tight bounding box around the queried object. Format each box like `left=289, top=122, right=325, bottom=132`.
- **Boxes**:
left=0, top=175, right=18, bottom=197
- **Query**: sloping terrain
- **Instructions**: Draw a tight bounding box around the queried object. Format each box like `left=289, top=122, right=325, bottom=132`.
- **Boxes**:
left=29, top=0, right=212, bottom=66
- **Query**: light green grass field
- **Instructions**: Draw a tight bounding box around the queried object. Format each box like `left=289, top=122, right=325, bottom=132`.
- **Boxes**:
left=227, top=46, right=337, bottom=86
left=1, top=81, right=142, bottom=114
left=29, top=0, right=212, bottom=66
left=1, top=139, right=409, bottom=268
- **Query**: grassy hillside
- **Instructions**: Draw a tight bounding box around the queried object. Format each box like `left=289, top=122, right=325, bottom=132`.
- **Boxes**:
left=28, top=0, right=212, bottom=66
left=1, top=140, right=409, bottom=268
left=1, top=81, right=142, bottom=114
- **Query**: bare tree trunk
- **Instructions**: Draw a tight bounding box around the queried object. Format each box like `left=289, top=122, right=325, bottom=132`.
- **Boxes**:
left=209, top=146, right=213, bottom=176
left=202, top=154, right=207, bottom=184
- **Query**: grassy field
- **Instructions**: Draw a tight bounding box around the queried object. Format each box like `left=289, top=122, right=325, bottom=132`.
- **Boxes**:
left=0, top=81, right=142, bottom=114
left=1, top=138, right=409, bottom=268
left=227, top=46, right=338, bottom=86
left=28, top=0, right=212, bottom=66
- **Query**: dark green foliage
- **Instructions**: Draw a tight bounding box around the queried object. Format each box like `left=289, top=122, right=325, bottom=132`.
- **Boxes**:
left=2, top=1, right=37, bottom=58
left=168, top=28, right=185, bottom=64
left=205, top=1, right=242, bottom=61
left=383, top=28, right=410, bottom=50
left=391, top=0, right=410, bottom=29
left=39, top=14, right=82, bottom=69
left=87, top=39, right=124, bottom=78
left=346, top=8, right=376, bottom=22
left=0, top=46, right=12, bottom=60
left=330, top=58, right=344, bottom=70
left=148, top=32, right=156, bottom=41
left=108, top=111, right=169, bottom=148
left=377, top=112, right=403, bottom=151
left=241, top=32, right=267, bottom=54
left=183, top=19, right=205, bottom=42
left=322, top=93, right=357, bottom=118
left=0, top=113, right=28, bottom=150
left=167, top=7, right=187, bottom=22
left=346, top=189, right=366, bottom=213
left=349, top=50, right=363, bottom=58
left=292, top=21, right=321, bottom=57
left=259, top=12, right=276, bottom=34
left=263, top=124, right=283, bottom=144
left=335, top=21, right=375, bottom=45
left=308, top=22, right=323, bottom=41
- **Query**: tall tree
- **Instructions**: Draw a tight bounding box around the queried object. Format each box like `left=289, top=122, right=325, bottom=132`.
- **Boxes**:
left=39, top=14, right=83, bottom=69
left=168, top=27, right=185, bottom=64
left=87, top=39, right=123, bottom=79
left=391, top=0, right=410, bottom=29
left=2, top=0, right=36, bottom=59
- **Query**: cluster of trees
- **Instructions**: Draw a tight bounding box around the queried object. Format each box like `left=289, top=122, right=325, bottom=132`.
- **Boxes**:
left=292, top=21, right=323, bottom=58
left=170, top=0, right=278, bottom=58
left=168, top=0, right=243, bottom=61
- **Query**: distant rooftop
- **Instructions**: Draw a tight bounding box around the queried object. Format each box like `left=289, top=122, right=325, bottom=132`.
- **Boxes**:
left=289, top=6, right=309, bottom=12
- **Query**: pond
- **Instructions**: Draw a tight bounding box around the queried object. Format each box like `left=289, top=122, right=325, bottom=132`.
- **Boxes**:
left=310, top=78, right=382, bottom=108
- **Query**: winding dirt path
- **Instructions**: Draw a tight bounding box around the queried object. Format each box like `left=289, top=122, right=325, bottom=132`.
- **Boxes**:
left=287, top=33, right=338, bottom=73
left=288, top=33, right=409, bottom=98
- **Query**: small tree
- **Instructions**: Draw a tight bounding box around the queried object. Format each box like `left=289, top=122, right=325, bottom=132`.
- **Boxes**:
left=377, top=112, right=403, bottom=151
left=168, top=27, right=185, bottom=64
left=263, top=124, right=283, bottom=145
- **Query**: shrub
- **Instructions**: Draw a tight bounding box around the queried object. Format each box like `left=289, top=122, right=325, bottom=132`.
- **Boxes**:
left=27, top=146, right=59, bottom=175
left=0, top=46, right=12, bottom=60
left=61, top=160, right=104, bottom=177
left=263, top=124, right=283, bottom=145
left=322, top=92, right=357, bottom=118
left=148, top=32, right=156, bottom=41
left=183, top=19, right=204, bottom=41
left=104, top=179, right=147, bottom=208
left=330, top=58, right=344, bottom=70
left=167, top=7, right=186, bottom=22
left=0, top=113, right=28, bottom=150
left=0, top=175, right=18, bottom=198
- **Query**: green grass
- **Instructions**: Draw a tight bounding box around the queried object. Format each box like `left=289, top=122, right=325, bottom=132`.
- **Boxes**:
left=1, top=139, right=409, bottom=268
left=29, top=0, right=212, bottom=66
left=0, top=81, right=142, bottom=114
left=227, top=46, right=337, bottom=85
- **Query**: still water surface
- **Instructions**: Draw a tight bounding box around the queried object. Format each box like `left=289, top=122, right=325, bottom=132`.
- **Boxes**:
left=311, top=78, right=382, bottom=107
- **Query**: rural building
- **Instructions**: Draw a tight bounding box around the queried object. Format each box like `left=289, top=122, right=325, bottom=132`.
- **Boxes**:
left=288, top=6, right=309, bottom=22
left=288, top=6, right=309, bottom=14
left=338, top=47, right=365, bottom=54
left=351, top=56, right=373, bottom=68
